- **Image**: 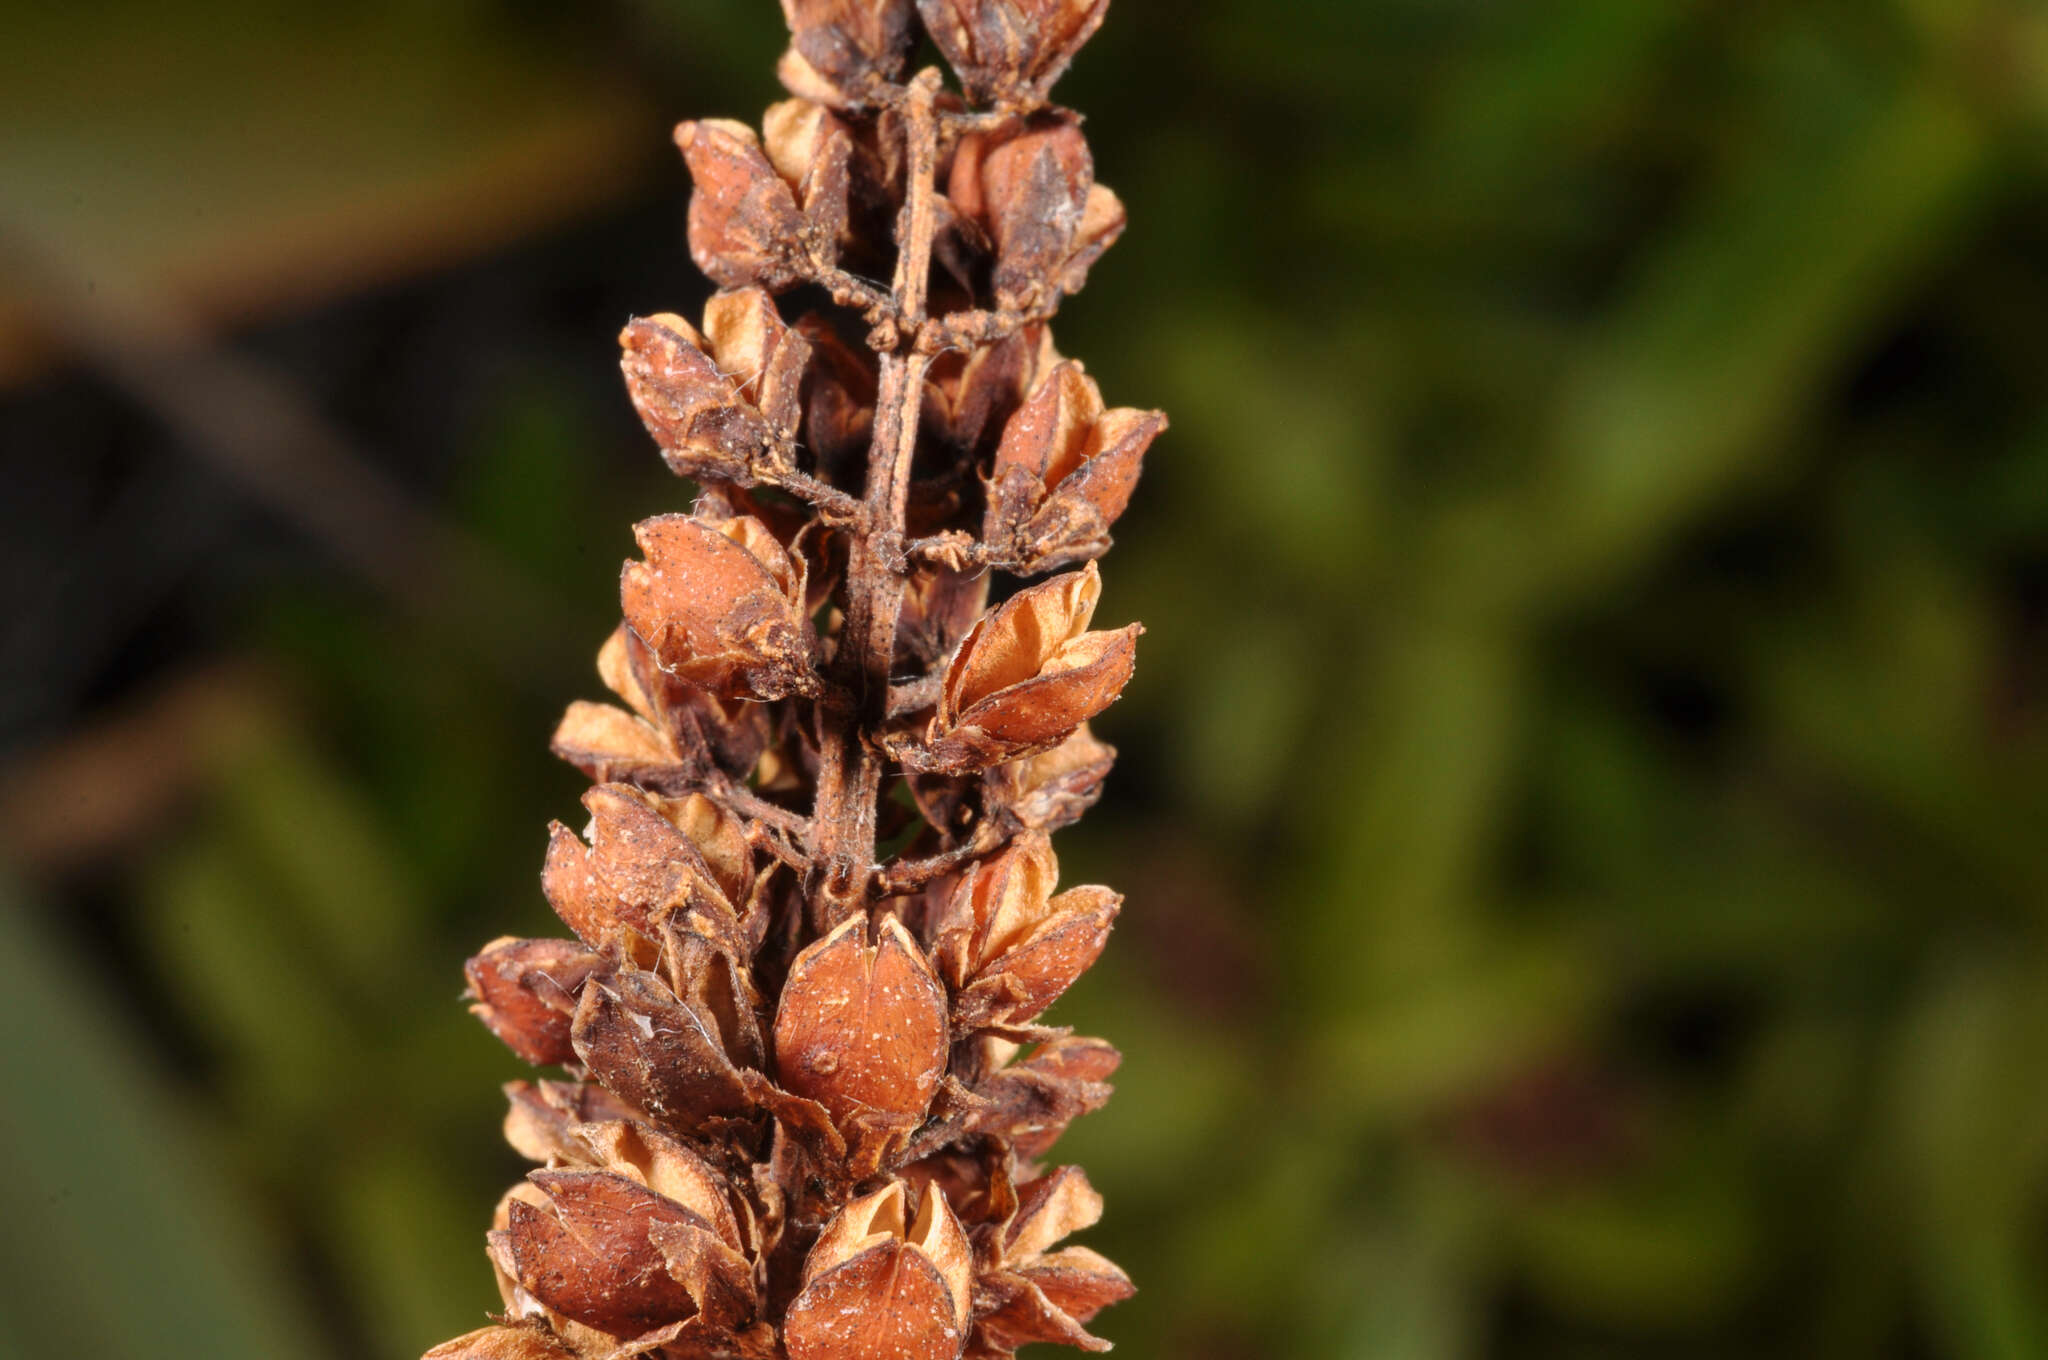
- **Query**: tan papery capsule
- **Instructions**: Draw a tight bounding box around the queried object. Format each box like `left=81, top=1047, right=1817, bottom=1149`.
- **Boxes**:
left=620, top=513, right=817, bottom=701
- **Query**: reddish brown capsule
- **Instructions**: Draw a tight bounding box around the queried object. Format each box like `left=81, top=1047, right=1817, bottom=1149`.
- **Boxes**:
left=465, top=937, right=600, bottom=1067
left=773, top=915, right=950, bottom=1129
left=677, top=119, right=808, bottom=290
left=931, top=834, right=1119, bottom=1029
left=620, top=512, right=816, bottom=701
left=985, top=360, right=1164, bottom=569
left=785, top=1182, right=972, bottom=1360
left=619, top=290, right=811, bottom=484
left=505, top=1171, right=711, bottom=1338
left=949, top=117, right=1124, bottom=314
left=909, top=563, right=1138, bottom=773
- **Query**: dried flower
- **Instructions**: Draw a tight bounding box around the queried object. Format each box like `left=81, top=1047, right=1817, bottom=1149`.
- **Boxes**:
left=432, top=5, right=1157, bottom=1356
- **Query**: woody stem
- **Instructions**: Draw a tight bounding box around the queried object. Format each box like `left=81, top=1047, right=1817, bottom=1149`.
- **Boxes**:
left=809, top=69, right=943, bottom=927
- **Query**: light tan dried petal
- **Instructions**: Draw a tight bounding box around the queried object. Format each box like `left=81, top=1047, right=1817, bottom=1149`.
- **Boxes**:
left=1006, top=1165, right=1102, bottom=1263
left=550, top=701, right=677, bottom=788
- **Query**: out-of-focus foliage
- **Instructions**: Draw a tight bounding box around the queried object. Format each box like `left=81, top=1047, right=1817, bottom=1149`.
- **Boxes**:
left=8, top=1, right=2048, bottom=1358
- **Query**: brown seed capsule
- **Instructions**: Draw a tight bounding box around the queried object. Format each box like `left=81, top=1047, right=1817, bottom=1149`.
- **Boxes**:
left=677, top=119, right=809, bottom=290
left=986, top=723, right=1115, bottom=832
left=968, top=1035, right=1120, bottom=1160
left=985, top=360, right=1164, bottom=569
left=570, top=968, right=755, bottom=1128
left=466, top=937, right=600, bottom=1067
left=777, top=0, right=917, bottom=109
left=774, top=915, right=950, bottom=1129
left=912, top=563, right=1138, bottom=773
left=975, top=1166, right=1131, bottom=1354
left=620, top=512, right=817, bottom=701
left=786, top=1182, right=972, bottom=1360
left=948, top=117, right=1122, bottom=314
left=620, top=290, right=812, bottom=485
left=916, top=0, right=1110, bottom=108
left=920, top=324, right=1060, bottom=460
left=506, top=1171, right=711, bottom=1338
left=931, top=834, right=1118, bottom=1029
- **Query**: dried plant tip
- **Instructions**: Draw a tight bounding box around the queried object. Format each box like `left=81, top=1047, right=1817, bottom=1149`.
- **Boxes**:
left=621, top=513, right=817, bottom=701
left=774, top=914, right=950, bottom=1128
left=778, top=0, right=918, bottom=108
left=917, top=0, right=1110, bottom=107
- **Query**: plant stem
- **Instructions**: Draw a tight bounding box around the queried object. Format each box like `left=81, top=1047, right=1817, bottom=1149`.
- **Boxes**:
left=808, top=69, right=943, bottom=927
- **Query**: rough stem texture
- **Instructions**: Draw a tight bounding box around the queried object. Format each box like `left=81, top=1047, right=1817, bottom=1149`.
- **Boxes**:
left=428, top=3, right=1160, bottom=1358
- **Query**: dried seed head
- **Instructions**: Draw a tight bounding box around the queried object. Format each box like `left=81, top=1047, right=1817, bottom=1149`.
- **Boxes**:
left=920, top=324, right=1060, bottom=460
left=912, top=562, right=1138, bottom=772
left=785, top=1181, right=971, bottom=1360
left=620, top=512, right=817, bottom=701
left=778, top=0, right=918, bottom=108
left=974, top=1166, right=1131, bottom=1353
left=968, top=1035, right=1120, bottom=1159
left=773, top=915, right=949, bottom=1130
left=916, top=0, right=1110, bottom=108
left=986, top=360, right=1164, bottom=569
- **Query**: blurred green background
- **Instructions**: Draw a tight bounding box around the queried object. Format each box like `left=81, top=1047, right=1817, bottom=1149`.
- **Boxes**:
left=8, top=1, right=2048, bottom=1357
